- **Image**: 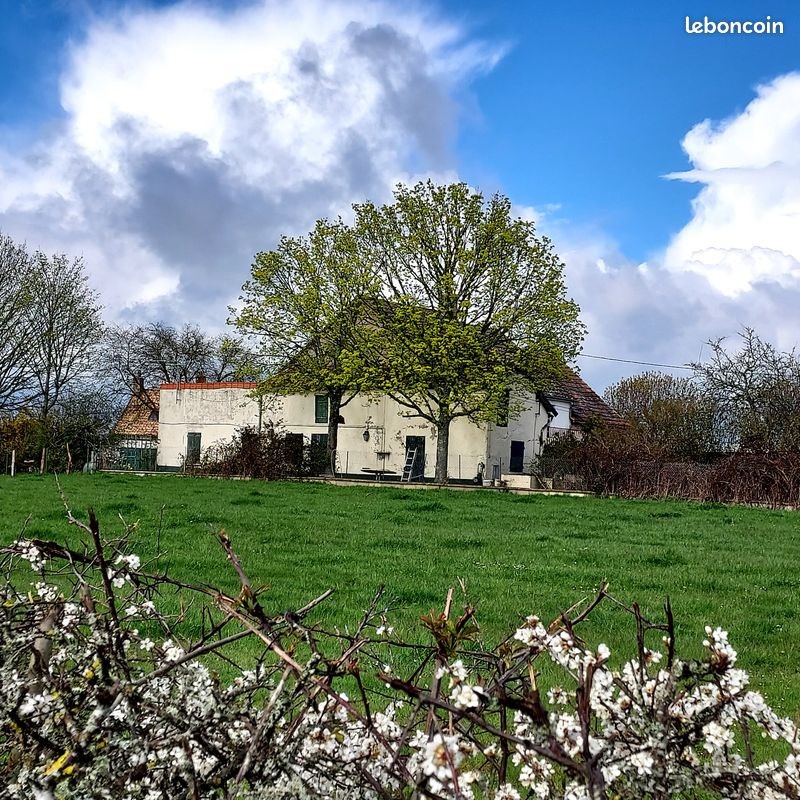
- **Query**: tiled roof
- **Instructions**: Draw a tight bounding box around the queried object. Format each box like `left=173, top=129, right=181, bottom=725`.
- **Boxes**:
left=115, top=390, right=159, bottom=437
left=546, top=369, right=626, bottom=430
left=159, top=381, right=258, bottom=390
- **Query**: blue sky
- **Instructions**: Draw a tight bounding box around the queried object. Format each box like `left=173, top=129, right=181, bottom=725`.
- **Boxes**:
left=442, top=0, right=800, bottom=261
left=1, top=0, right=799, bottom=388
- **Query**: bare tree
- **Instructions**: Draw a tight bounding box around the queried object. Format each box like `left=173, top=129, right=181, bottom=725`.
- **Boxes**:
left=27, top=252, right=103, bottom=471
left=0, top=234, right=34, bottom=412
left=603, top=371, right=718, bottom=459
left=102, top=322, right=252, bottom=411
left=693, top=328, right=800, bottom=451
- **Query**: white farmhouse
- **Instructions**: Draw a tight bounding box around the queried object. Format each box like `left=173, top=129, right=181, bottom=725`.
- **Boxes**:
left=151, top=371, right=620, bottom=486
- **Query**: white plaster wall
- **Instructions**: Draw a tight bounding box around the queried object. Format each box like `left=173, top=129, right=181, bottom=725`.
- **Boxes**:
left=157, top=387, right=260, bottom=467
left=549, top=399, right=572, bottom=436
left=270, top=393, right=486, bottom=479
left=487, top=390, right=549, bottom=479
left=157, top=384, right=543, bottom=481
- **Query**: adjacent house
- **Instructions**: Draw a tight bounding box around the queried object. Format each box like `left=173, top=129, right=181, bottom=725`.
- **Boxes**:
left=112, top=389, right=160, bottom=470
left=150, top=371, right=620, bottom=485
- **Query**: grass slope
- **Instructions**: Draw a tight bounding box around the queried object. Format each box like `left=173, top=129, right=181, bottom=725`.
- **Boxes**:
left=2, top=473, right=799, bottom=716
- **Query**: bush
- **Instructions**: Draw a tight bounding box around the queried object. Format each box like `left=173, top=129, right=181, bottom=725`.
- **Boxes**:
left=195, top=423, right=326, bottom=480
left=544, top=428, right=800, bottom=507
left=2, top=507, right=799, bottom=799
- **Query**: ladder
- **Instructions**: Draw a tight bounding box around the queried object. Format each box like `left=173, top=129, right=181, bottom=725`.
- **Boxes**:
left=402, top=448, right=417, bottom=482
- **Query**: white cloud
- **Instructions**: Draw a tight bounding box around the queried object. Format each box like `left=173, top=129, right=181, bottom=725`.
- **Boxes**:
left=530, top=72, right=800, bottom=391
left=0, top=0, right=503, bottom=323
left=664, top=72, right=800, bottom=298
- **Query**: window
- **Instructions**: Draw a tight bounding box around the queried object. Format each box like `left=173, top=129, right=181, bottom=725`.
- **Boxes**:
left=315, top=395, right=329, bottom=424
left=186, top=432, right=201, bottom=466
left=509, top=440, right=525, bottom=473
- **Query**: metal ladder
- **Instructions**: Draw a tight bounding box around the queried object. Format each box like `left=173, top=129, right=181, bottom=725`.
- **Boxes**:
left=401, top=448, right=417, bottom=482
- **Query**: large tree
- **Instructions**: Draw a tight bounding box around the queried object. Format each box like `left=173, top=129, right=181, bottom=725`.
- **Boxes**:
left=355, top=181, right=585, bottom=483
left=27, top=252, right=104, bottom=471
left=28, top=253, right=103, bottom=420
left=233, top=219, right=378, bottom=473
left=0, top=234, right=34, bottom=412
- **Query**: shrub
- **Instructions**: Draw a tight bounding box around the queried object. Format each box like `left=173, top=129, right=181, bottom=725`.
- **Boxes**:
left=195, top=423, right=326, bottom=480
left=545, top=429, right=800, bottom=507
left=1, top=508, right=799, bottom=799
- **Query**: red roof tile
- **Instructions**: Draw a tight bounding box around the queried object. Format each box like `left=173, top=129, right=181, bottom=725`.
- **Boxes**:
left=159, top=381, right=258, bottom=390
left=546, top=370, right=626, bottom=430
left=115, top=390, right=159, bottom=437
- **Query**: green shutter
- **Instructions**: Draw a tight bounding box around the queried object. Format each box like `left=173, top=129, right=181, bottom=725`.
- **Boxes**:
left=315, top=395, right=329, bottom=424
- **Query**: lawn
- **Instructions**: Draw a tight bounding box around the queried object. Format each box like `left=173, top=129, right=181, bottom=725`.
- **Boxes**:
left=2, top=472, right=799, bottom=717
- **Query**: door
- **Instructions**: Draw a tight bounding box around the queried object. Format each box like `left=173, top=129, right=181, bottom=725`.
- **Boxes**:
left=509, top=440, right=525, bottom=473
left=186, top=432, right=201, bottom=466
left=405, top=435, right=426, bottom=480
left=310, top=433, right=328, bottom=475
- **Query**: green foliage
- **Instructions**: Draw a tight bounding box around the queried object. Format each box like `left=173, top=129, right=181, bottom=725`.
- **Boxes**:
left=354, top=181, right=585, bottom=479
left=233, top=218, right=380, bottom=469
left=234, top=218, right=377, bottom=397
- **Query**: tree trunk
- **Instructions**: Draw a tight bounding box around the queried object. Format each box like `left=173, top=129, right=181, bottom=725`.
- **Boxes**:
left=327, top=391, right=343, bottom=475
left=435, top=411, right=451, bottom=484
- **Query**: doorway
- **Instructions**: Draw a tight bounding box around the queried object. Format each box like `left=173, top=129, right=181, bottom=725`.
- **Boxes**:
left=405, top=435, right=426, bottom=480
left=509, top=440, right=525, bottom=473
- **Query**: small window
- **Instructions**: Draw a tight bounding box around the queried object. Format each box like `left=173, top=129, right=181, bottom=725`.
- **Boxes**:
left=148, top=410, right=158, bottom=422
left=186, top=432, right=201, bottom=465
left=314, top=395, right=329, bottom=424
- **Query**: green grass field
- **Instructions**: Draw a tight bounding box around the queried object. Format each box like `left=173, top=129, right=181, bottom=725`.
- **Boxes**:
left=2, top=473, right=799, bottom=717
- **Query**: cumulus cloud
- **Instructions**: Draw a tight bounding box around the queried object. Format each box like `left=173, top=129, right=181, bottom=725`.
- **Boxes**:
left=664, top=72, right=800, bottom=300
left=0, top=0, right=503, bottom=323
left=535, top=72, right=800, bottom=390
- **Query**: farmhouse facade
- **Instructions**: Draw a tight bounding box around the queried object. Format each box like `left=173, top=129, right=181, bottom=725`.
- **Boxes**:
left=140, top=371, right=619, bottom=485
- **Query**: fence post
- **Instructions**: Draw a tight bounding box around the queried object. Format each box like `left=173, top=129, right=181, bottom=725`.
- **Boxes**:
left=11, top=449, right=15, bottom=477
